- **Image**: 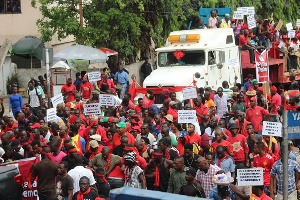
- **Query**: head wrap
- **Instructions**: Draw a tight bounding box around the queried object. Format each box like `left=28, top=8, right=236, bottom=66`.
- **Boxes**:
left=124, top=151, right=136, bottom=163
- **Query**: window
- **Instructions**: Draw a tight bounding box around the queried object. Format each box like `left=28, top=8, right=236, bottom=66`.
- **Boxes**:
left=208, top=51, right=216, bottom=65
left=158, top=51, right=205, bottom=67
left=11, top=55, right=41, bottom=69
left=226, top=35, right=233, bottom=44
left=0, top=0, right=21, bottom=14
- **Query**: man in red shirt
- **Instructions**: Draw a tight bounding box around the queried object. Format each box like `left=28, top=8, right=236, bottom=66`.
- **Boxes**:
left=167, top=101, right=178, bottom=122
left=61, top=78, right=77, bottom=102
left=177, top=124, right=201, bottom=155
left=113, top=121, right=135, bottom=147
left=134, top=98, right=143, bottom=114
left=253, top=141, right=274, bottom=196
left=226, top=123, right=249, bottom=165
left=246, top=97, right=269, bottom=134
left=239, top=29, right=255, bottom=63
left=193, top=97, right=208, bottom=123
left=211, top=127, right=233, bottom=156
left=269, top=86, right=282, bottom=115
left=80, top=75, right=94, bottom=102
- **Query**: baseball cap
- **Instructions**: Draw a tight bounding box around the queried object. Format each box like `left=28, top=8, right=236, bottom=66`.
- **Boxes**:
left=89, top=140, right=99, bottom=148
left=282, top=35, right=288, bottom=39
left=30, top=123, right=41, bottom=129
left=130, top=126, right=141, bottom=132
left=229, top=123, right=239, bottom=130
left=99, top=117, right=109, bottom=123
left=116, top=121, right=126, bottom=128
left=164, top=114, right=173, bottom=122
left=169, top=101, right=177, bottom=106
left=90, top=134, right=101, bottom=142
left=250, top=97, right=257, bottom=102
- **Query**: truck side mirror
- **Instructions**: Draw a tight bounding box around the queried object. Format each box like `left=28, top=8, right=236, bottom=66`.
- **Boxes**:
left=219, top=51, right=225, bottom=63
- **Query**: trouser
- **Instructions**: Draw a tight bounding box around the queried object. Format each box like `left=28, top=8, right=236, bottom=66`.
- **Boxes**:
left=258, top=38, right=270, bottom=51
left=264, top=186, right=270, bottom=196
left=108, top=178, right=125, bottom=189
left=242, top=46, right=255, bottom=63
left=275, top=190, right=297, bottom=200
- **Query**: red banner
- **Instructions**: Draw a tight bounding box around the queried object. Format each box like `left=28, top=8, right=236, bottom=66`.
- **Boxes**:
left=255, top=50, right=269, bottom=83
left=0, top=157, right=40, bottom=200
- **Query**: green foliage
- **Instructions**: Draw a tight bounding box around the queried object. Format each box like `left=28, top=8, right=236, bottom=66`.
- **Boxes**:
left=6, top=73, right=19, bottom=94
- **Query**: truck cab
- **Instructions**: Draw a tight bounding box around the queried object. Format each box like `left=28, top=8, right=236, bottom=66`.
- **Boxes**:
left=143, top=28, right=241, bottom=102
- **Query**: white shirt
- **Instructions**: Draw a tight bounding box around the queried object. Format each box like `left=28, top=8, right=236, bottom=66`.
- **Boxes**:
left=68, top=166, right=96, bottom=194
left=278, top=41, right=287, bottom=57
left=28, top=87, right=42, bottom=108
left=214, top=94, right=229, bottom=118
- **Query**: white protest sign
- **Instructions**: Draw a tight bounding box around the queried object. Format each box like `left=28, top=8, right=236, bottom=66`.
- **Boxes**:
left=88, top=71, right=101, bottom=82
left=83, top=103, right=101, bottom=115
left=182, top=87, right=197, bottom=100
left=178, top=110, right=197, bottom=123
left=237, top=168, right=264, bottom=186
left=288, top=30, right=296, bottom=38
left=51, top=93, right=64, bottom=108
left=99, top=94, right=115, bottom=106
left=286, top=22, right=293, bottom=31
left=228, top=58, right=239, bottom=69
left=247, top=7, right=255, bottom=15
left=297, top=19, right=300, bottom=27
left=47, top=108, right=57, bottom=122
left=247, top=15, right=256, bottom=29
left=237, top=7, right=247, bottom=15
left=262, top=121, right=282, bottom=137
left=233, top=11, right=244, bottom=19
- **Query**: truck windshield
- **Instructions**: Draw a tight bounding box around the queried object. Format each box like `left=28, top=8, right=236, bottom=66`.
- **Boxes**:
left=158, top=51, right=205, bottom=67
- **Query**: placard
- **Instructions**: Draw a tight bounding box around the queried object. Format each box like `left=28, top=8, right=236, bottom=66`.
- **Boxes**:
left=262, top=121, right=282, bottom=137
left=247, top=7, right=255, bottom=15
left=178, top=110, right=197, bottom=123
left=51, top=93, right=64, bottom=108
left=288, top=111, right=300, bottom=139
left=275, top=19, right=283, bottom=31
left=228, top=57, right=239, bottom=69
left=237, top=168, right=264, bottom=186
left=286, top=22, right=293, bottom=31
left=182, top=87, right=197, bottom=100
left=99, top=94, right=115, bottom=106
left=47, top=108, right=57, bottom=122
left=88, top=71, right=101, bottom=82
left=83, top=103, right=101, bottom=114
left=247, top=15, right=256, bottom=29
left=237, top=7, right=248, bottom=15
left=288, top=30, right=296, bottom=38
left=233, top=11, right=244, bottom=19
left=297, top=19, right=300, bottom=27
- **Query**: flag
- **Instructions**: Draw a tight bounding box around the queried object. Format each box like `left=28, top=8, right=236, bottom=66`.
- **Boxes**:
left=255, top=50, right=269, bottom=83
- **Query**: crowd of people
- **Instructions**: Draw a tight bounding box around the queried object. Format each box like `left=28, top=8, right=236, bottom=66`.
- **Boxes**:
left=1, top=63, right=300, bottom=200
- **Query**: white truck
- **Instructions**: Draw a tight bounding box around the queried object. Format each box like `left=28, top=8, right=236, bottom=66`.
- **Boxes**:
left=143, top=28, right=241, bottom=102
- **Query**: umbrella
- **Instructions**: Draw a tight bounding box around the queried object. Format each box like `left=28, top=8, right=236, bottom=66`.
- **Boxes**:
left=10, top=36, right=45, bottom=76
left=51, top=61, right=71, bottom=70
left=54, top=45, right=108, bottom=64
left=97, top=48, right=118, bottom=56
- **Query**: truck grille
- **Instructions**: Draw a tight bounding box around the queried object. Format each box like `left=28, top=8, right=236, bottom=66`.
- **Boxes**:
left=146, top=86, right=174, bottom=104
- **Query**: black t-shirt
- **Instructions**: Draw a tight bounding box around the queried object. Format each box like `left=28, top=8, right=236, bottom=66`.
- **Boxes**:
left=61, top=155, right=89, bottom=171
left=97, top=182, right=111, bottom=198
left=164, top=149, right=178, bottom=161
left=179, top=182, right=206, bottom=198
left=113, top=145, right=124, bottom=157
left=56, top=174, right=74, bottom=198
left=183, top=154, right=199, bottom=169
left=72, top=190, right=99, bottom=200
left=28, top=114, right=39, bottom=123
left=2, top=152, right=23, bottom=162
left=199, top=122, right=210, bottom=135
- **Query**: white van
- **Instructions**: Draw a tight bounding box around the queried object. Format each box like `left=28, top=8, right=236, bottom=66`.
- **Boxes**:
left=143, top=28, right=241, bottom=102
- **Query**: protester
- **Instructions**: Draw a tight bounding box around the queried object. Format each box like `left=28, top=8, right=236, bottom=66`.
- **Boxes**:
left=179, top=167, right=206, bottom=197
left=56, top=161, right=74, bottom=200
left=72, top=176, right=101, bottom=200
left=9, top=86, right=23, bottom=116
left=167, top=156, right=187, bottom=194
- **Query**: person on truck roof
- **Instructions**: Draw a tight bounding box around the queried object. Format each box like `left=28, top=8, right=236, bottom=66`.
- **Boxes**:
left=208, top=10, right=218, bottom=28
left=220, top=14, right=231, bottom=28
left=198, top=19, right=207, bottom=29
left=239, top=29, right=255, bottom=64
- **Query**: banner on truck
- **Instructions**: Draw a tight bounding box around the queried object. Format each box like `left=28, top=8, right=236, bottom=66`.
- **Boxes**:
left=255, top=50, right=269, bottom=83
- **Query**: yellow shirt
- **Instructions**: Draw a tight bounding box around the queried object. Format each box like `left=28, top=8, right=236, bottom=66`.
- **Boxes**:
left=220, top=21, right=231, bottom=28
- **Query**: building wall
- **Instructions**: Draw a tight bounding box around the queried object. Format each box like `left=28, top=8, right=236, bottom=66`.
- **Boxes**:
left=0, top=55, right=17, bottom=96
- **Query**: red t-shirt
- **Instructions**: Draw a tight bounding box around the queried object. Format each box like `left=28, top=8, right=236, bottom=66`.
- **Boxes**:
left=134, top=105, right=142, bottom=113
left=227, top=134, right=249, bottom=161
left=236, top=120, right=251, bottom=138
left=239, top=35, right=248, bottom=47
left=246, top=106, right=269, bottom=132
left=271, top=93, right=282, bottom=114
left=80, top=82, right=93, bottom=99
left=211, top=140, right=233, bottom=155
left=177, top=133, right=201, bottom=155
left=167, top=108, right=178, bottom=122
left=61, top=84, right=76, bottom=102
left=253, top=153, right=274, bottom=186
left=287, top=104, right=299, bottom=111
left=194, top=104, right=208, bottom=123
left=112, top=132, right=135, bottom=147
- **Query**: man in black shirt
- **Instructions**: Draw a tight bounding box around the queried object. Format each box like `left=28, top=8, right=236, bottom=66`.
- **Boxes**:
left=140, top=57, right=152, bottom=80
left=62, top=146, right=89, bottom=171
left=182, top=143, right=199, bottom=169
left=94, top=167, right=111, bottom=198
left=246, top=123, right=262, bottom=166
left=56, top=161, right=74, bottom=200
left=199, top=111, right=210, bottom=135
left=113, top=135, right=128, bottom=157
left=72, top=176, right=100, bottom=200
left=2, top=144, right=23, bottom=162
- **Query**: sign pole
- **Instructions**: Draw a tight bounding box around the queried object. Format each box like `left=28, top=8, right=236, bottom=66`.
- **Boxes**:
left=283, top=110, right=288, bottom=199
left=45, top=48, right=51, bottom=108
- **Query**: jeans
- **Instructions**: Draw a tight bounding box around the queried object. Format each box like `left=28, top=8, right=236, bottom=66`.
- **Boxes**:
left=242, top=46, right=255, bottom=63
left=264, top=186, right=270, bottom=196
left=258, top=38, right=270, bottom=51
left=108, top=178, right=125, bottom=189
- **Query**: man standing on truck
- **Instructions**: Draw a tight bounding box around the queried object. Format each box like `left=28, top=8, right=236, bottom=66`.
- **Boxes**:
left=114, top=64, right=129, bottom=99
left=239, top=29, right=255, bottom=64
left=140, top=57, right=152, bottom=81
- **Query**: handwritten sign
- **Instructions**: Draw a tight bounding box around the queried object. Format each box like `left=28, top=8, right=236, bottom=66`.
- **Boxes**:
left=47, top=108, right=57, bottom=122
left=228, top=57, right=239, bottom=69
left=297, top=19, right=300, bottom=27
left=99, top=94, right=115, bottom=106
left=262, top=121, right=282, bottom=137
left=247, top=7, right=255, bottom=15
left=178, top=110, right=197, bottom=123
left=286, top=22, right=293, bottom=31
left=288, top=30, right=296, bottom=38
left=182, top=87, right=197, bottom=100
left=237, top=168, right=264, bottom=186
left=247, top=15, right=256, bottom=29
left=275, top=19, right=283, bottom=31
left=51, top=93, right=64, bottom=108
left=83, top=103, right=101, bottom=115
left=88, top=71, right=101, bottom=82
left=233, top=11, right=244, bottom=19
left=237, top=7, right=248, bottom=15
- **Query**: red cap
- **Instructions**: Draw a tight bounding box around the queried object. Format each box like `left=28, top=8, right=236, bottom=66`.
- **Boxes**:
left=282, top=35, right=288, bottom=39
left=201, top=133, right=210, bottom=147
left=270, top=85, right=277, bottom=92
left=30, top=123, right=41, bottom=129
left=250, top=97, right=257, bottom=102
left=257, top=87, right=263, bottom=92
left=130, top=126, right=141, bottom=132
left=108, top=116, right=114, bottom=122
left=22, top=105, right=26, bottom=109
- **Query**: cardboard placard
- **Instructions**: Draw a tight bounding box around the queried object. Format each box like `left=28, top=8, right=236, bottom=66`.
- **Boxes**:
left=286, top=22, right=293, bottom=31
left=297, top=19, right=300, bottom=27
left=228, top=57, right=239, bottom=69
left=83, top=103, right=101, bottom=114
left=47, top=108, right=57, bottom=122
left=51, top=93, right=64, bottom=108
left=237, top=168, right=264, bottom=186
left=88, top=71, right=101, bottom=82
left=247, top=7, right=255, bottom=15
left=275, top=19, right=283, bottom=31
left=262, top=121, right=282, bottom=137
left=247, top=15, right=256, bottom=29
left=178, top=110, right=197, bottom=123
left=233, top=11, right=244, bottom=19
left=288, top=30, right=296, bottom=38
left=182, top=87, right=197, bottom=100
left=99, top=94, right=115, bottom=106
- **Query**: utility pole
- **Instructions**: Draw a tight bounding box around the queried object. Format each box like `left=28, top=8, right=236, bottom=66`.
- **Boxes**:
left=282, top=110, right=288, bottom=199
left=79, top=0, right=84, bottom=44
left=45, top=48, right=51, bottom=108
